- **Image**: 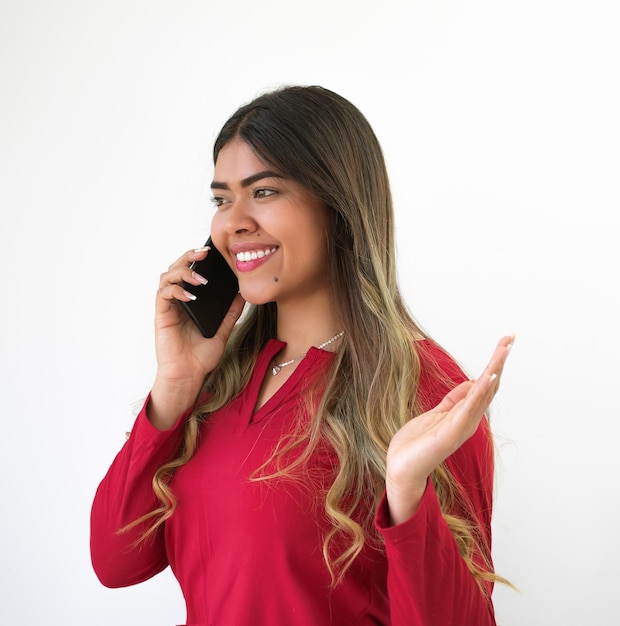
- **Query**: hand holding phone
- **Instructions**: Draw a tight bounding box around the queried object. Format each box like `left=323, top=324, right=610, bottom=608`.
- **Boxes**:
left=180, top=237, right=239, bottom=338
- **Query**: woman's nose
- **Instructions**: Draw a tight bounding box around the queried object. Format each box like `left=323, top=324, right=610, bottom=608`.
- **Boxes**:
left=224, top=197, right=258, bottom=235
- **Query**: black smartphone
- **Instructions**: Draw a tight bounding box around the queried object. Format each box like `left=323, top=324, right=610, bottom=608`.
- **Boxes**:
left=180, top=237, right=239, bottom=338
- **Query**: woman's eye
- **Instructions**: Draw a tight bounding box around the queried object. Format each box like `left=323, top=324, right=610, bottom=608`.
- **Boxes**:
left=254, top=188, right=276, bottom=199
left=210, top=196, right=226, bottom=208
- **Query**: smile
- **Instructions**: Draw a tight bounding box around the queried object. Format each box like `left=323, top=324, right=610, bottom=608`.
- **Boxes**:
left=235, top=247, right=278, bottom=263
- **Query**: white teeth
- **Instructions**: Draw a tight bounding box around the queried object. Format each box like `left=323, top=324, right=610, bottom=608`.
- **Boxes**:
left=236, top=247, right=277, bottom=262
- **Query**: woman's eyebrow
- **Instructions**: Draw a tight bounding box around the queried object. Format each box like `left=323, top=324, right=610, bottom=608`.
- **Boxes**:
left=210, top=170, right=285, bottom=190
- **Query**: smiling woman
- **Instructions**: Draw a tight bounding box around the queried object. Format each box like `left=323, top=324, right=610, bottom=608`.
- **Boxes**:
left=90, top=85, right=513, bottom=626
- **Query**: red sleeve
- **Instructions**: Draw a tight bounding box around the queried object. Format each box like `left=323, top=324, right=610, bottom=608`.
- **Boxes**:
left=90, top=395, right=189, bottom=588
left=375, top=341, right=496, bottom=626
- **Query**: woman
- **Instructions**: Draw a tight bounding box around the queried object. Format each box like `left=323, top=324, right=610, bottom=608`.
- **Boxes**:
left=90, top=85, right=512, bottom=625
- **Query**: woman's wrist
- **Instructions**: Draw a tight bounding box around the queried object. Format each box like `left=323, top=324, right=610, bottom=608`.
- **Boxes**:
left=385, top=475, right=428, bottom=526
left=147, top=377, right=202, bottom=431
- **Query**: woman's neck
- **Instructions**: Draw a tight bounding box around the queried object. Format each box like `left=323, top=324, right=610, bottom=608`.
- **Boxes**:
left=274, top=292, right=342, bottom=358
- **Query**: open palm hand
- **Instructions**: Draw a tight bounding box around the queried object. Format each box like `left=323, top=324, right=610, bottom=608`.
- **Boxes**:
left=386, top=335, right=513, bottom=525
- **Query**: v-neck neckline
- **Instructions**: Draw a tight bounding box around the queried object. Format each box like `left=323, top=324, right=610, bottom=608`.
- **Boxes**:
left=243, top=339, right=335, bottom=425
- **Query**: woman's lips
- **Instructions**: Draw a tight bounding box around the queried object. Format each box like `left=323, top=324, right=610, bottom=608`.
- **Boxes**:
left=233, top=246, right=278, bottom=272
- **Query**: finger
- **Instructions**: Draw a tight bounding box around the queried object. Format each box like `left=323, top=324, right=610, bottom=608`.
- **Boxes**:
left=439, top=377, right=494, bottom=446
left=211, top=293, right=246, bottom=342
left=467, top=371, right=498, bottom=410
left=461, top=336, right=513, bottom=419
left=161, top=247, right=212, bottom=280
left=431, top=336, right=514, bottom=448
left=159, top=267, right=209, bottom=291
left=432, top=380, right=474, bottom=413
left=464, top=341, right=512, bottom=420
left=159, top=249, right=214, bottom=290
left=177, top=245, right=211, bottom=267
left=486, top=334, right=514, bottom=375
left=155, top=284, right=199, bottom=314
left=437, top=335, right=514, bottom=414
left=473, top=335, right=514, bottom=398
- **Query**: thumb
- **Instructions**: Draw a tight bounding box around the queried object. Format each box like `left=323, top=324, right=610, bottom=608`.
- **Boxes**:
left=212, top=293, right=246, bottom=343
left=432, top=380, right=474, bottom=413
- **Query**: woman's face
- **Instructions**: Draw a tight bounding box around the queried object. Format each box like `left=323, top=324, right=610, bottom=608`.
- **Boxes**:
left=210, top=140, right=333, bottom=307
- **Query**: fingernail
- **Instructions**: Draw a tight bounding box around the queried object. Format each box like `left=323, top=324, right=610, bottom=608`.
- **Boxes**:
left=183, top=290, right=197, bottom=301
left=192, top=271, right=208, bottom=285
left=194, top=246, right=211, bottom=253
left=487, top=373, right=497, bottom=386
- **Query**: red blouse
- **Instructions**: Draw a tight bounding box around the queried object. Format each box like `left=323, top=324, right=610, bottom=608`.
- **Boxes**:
left=91, top=339, right=496, bottom=625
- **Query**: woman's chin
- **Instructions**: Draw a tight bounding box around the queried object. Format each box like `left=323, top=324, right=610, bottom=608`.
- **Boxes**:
left=238, top=286, right=275, bottom=307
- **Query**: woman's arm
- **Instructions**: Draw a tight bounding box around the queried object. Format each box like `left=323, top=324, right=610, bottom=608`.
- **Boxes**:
left=90, top=396, right=189, bottom=587
left=377, top=337, right=512, bottom=625
left=91, top=247, right=245, bottom=586
left=376, top=419, right=496, bottom=625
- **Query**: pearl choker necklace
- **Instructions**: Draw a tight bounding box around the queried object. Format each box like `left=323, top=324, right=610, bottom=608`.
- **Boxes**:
left=272, top=331, right=344, bottom=376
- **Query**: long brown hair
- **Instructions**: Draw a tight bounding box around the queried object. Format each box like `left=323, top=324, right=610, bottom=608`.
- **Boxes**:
left=129, top=85, right=503, bottom=592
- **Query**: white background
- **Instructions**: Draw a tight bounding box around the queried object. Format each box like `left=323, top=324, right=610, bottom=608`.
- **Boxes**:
left=1, top=1, right=618, bottom=624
